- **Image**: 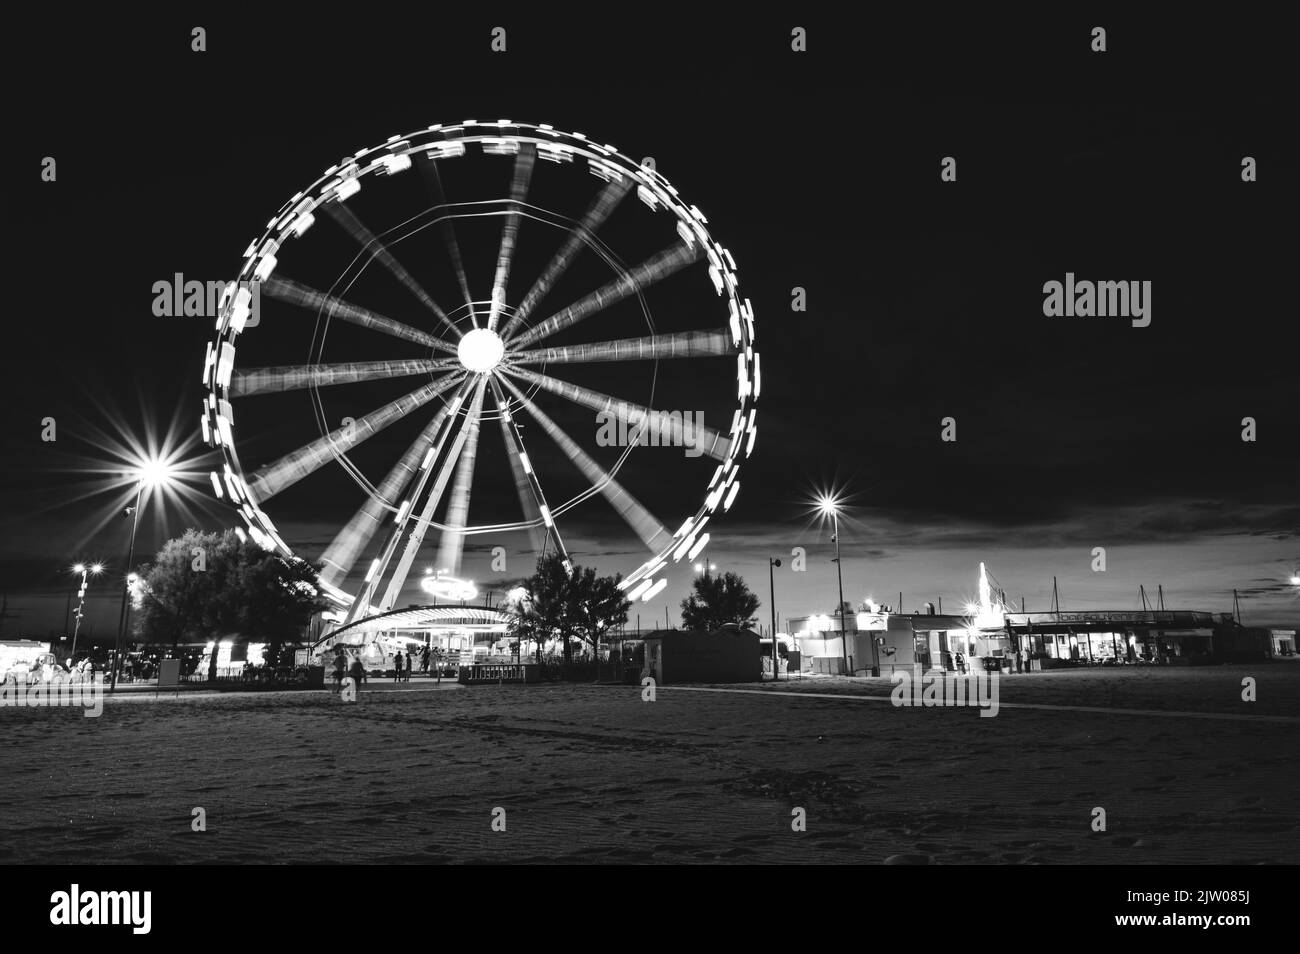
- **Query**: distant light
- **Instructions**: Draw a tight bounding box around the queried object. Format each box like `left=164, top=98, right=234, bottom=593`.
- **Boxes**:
left=73, top=563, right=85, bottom=574
left=694, top=563, right=704, bottom=573
left=1291, top=575, right=1300, bottom=586
left=90, top=563, right=104, bottom=575
left=965, top=603, right=979, bottom=615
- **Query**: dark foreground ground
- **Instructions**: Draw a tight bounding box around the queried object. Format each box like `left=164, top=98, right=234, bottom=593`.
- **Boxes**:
left=1, top=663, right=1296, bottom=864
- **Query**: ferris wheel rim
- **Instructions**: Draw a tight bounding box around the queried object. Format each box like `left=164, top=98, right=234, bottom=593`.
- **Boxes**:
left=202, top=120, right=759, bottom=609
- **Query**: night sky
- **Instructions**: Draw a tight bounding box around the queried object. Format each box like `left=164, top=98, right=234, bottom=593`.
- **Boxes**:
left=2, top=11, right=1295, bottom=642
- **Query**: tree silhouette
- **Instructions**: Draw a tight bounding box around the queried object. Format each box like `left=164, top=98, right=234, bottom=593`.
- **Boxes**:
left=506, top=554, right=629, bottom=666
left=680, top=571, right=760, bottom=633
left=135, top=529, right=327, bottom=680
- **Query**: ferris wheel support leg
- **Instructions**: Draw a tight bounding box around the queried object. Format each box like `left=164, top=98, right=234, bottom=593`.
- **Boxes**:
left=318, top=375, right=469, bottom=593
left=488, top=375, right=569, bottom=564
left=434, top=379, right=490, bottom=575
left=378, top=378, right=487, bottom=612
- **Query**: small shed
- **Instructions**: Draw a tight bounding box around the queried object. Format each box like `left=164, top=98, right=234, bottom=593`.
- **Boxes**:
left=642, top=626, right=762, bottom=684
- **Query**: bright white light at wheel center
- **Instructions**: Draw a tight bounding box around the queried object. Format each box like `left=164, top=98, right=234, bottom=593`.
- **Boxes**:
left=457, top=328, right=505, bottom=373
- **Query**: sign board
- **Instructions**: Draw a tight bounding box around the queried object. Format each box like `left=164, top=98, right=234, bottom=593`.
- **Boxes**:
left=157, top=658, right=181, bottom=689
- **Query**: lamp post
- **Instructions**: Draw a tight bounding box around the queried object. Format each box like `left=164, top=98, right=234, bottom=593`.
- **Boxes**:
left=69, top=562, right=104, bottom=663
left=817, top=494, right=849, bottom=676
left=111, top=485, right=144, bottom=691
left=111, top=459, right=176, bottom=692
left=768, top=557, right=781, bottom=680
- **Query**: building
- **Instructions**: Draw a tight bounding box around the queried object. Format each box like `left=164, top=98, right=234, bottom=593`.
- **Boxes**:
left=789, top=610, right=1007, bottom=676
left=311, top=605, right=517, bottom=670
left=642, top=626, right=761, bottom=684
left=790, top=605, right=1291, bottom=675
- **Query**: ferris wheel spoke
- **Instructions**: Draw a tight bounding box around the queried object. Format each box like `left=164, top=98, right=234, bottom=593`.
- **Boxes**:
left=413, top=153, right=477, bottom=325
left=230, top=358, right=459, bottom=397
left=505, top=329, right=732, bottom=368
left=498, top=178, right=632, bottom=340
left=323, top=203, right=461, bottom=339
left=487, top=377, right=566, bottom=560
left=433, top=378, right=489, bottom=576
left=317, top=378, right=473, bottom=593
left=507, top=242, right=703, bottom=350
left=264, top=276, right=458, bottom=355
left=498, top=375, right=672, bottom=554
left=502, top=366, right=733, bottom=463
left=244, top=373, right=466, bottom=502
left=375, top=378, right=484, bottom=612
left=487, top=145, right=537, bottom=332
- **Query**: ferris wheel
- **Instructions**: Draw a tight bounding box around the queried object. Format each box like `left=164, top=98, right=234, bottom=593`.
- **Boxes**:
left=200, top=120, right=759, bottom=624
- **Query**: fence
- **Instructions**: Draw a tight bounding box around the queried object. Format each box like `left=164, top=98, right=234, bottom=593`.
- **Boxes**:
left=459, top=664, right=542, bottom=685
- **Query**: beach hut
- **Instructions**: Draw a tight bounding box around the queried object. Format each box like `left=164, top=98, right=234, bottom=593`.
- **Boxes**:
left=642, top=625, right=762, bottom=684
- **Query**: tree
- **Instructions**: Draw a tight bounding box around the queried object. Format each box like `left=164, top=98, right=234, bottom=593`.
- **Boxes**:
left=135, top=530, right=224, bottom=653
left=506, top=554, right=573, bottom=663
left=569, top=565, right=631, bottom=660
left=135, top=529, right=328, bottom=681
left=505, top=555, right=630, bottom=666
left=680, top=571, right=760, bottom=633
left=234, top=549, right=328, bottom=669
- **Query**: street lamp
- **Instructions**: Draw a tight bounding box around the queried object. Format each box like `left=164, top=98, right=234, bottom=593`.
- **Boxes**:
left=768, top=557, right=782, bottom=680
left=817, top=494, right=850, bottom=676
left=111, top=458, right=177, bottom=691
left=69, top=562, right=104, bottom=663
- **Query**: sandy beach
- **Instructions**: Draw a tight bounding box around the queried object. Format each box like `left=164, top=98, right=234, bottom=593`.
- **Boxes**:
left=1, top=663, right=1296, bottom=864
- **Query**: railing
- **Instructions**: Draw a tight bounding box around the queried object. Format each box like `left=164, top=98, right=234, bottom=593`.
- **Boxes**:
left=459, top=664, right=541, bottom=685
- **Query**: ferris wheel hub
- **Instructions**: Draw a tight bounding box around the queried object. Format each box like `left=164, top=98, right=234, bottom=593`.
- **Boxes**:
left=457, top=327, right=506, bottom=373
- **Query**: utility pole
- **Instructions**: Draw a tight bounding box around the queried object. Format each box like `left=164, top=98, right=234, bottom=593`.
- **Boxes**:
left=769, top=556, right=782, bottom=681
left=112, top=485, right=146, bottom=692
left=831, top=511, right=848, bottom=675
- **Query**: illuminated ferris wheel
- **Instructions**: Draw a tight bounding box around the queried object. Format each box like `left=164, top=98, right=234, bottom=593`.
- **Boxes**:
left=200, top=120, right=759, bottom=625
